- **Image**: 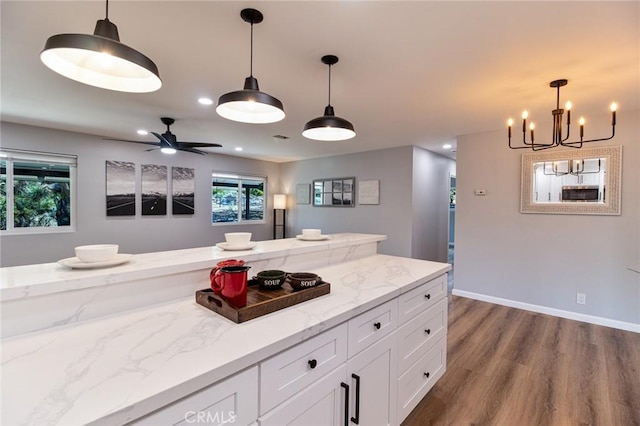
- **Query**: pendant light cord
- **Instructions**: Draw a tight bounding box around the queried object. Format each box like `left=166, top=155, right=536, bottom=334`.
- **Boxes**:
left=105, top=0, right=109, bottom=20
left=249, top=22, right=254, bottom=77
left=327, top=64, right=332, bottom=106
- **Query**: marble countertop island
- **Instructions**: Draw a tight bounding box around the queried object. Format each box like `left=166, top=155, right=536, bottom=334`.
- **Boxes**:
left=1, top=253, right=450, bottom=426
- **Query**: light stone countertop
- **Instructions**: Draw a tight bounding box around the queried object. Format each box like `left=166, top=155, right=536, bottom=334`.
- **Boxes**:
left=0, top=233, right=386, bottom=302
left=0, top=254, right=450, bottom=426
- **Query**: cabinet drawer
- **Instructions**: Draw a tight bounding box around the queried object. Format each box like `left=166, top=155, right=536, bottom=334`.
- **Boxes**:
left=398, top=274, right=446, bottom=325
left=397, top=335, right=447, bottom=423
left=397, top=298, right=447, bottom=375
left=348, top=298, right=398, bottom=358
left=260, top=323, right=348, bottom=414
left=129, top=366, right=258, bottom=426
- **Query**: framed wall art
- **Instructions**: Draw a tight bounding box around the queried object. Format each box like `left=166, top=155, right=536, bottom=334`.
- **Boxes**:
left=105, top=160, right=135, bottom=216
left=296, top=183, right=311, bottom=204
left=141, top=164, right=167, bottom=216
left=358, top=180, right=380, bottom=205
left=172, top=167, right=195, bottom=214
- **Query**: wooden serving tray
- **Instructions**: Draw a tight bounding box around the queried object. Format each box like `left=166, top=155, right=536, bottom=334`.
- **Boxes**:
left=195, top=280, right=331, bottom=323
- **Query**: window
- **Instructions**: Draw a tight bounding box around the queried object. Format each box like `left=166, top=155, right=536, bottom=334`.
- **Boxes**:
left=212, top=173, right=265, bottom=224
left=0, top=149, right=76, bottom=233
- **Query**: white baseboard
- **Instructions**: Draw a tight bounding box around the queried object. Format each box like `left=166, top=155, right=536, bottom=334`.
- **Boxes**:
left=452, top=289, right=640, bottom=333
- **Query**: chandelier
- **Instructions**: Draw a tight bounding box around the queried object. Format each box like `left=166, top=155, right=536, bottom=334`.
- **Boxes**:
left=507, top=79, right=617, bottom=151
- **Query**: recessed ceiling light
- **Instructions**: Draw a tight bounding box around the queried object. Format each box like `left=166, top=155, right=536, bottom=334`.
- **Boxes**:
left=234, top=147, right=243, bottom=152
left=137, top=129, right=148, bottom=135
left=198, top=97, right=214, bottom=106
left=443, top=144, right=452, bottom=149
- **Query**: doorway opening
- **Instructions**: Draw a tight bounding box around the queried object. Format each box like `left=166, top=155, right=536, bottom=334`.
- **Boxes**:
left=448, top=174, right=456, bottom=293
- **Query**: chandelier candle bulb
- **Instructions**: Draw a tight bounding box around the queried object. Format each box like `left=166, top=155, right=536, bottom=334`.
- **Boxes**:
left=611, top=102, right=617, bottom=125
left=579, top=117, right=585, bottom=139
left=529, top=122, right=535, bottom=142
left=565, top=101, right=572, bottom=124
left=507, top=119, right=513, bottom=138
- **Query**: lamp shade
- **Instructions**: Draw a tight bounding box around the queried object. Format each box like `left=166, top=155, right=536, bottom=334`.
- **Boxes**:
left=273, top=194, right=287, bottom=210
left=216, top=77, right=285, bottom=124
left=40, top=18, right=161, bottom=93
left=302, top=106, right=356, bottom=141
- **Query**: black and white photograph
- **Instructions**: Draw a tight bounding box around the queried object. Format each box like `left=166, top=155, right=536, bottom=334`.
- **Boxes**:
left=105, top=160, right=135, bottom=216
left=172, top=167, right=195, bottom=215
left=141, top=164, right=167, bottom=216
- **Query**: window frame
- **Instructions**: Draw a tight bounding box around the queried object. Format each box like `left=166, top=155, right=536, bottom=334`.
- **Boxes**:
left=211, top=172, right=267, bottom=226
left=1, top=148, right=77, bottom=235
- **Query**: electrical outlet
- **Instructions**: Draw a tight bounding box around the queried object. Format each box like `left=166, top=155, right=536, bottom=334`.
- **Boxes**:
left=576, top=293, right=586, bottom=305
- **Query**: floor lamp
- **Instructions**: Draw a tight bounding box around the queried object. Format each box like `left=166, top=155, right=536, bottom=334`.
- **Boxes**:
left=273, top=194, right=286, bottom=239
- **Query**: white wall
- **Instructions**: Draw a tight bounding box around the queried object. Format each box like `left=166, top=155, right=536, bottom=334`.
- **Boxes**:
left=279, top=146, right=455, bottom=260
left=0, top=122, right=281, bottom=266
left=454, top=110, right=640, bottom=327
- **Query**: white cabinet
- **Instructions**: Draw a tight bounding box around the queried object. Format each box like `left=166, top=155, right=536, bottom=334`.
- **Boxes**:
left=137, top=273, right=448, bottom=426
left=260, top=323, right=348, bottom=414
left=396, top=275, right=448, bottom=424
left=259, top=364, right=348, bottom=426
left=347, top=298, right=398, bottom=358
left=397, top=336, right=447, bottom=421
left=346, top=331, right=397, bottom=426
left=397, top=298, right=447, bottom=376
left=129, top=366, right=258, bottom=426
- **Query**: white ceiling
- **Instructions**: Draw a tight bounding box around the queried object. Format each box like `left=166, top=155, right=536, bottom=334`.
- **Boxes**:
left=1, top=1, right=638, bottom=162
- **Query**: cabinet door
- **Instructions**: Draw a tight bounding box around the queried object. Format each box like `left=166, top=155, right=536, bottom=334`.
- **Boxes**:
left=129, top=366, right=258, bottom=426
left=259, top=365, right=348, bottom=426
left=346, top=331, right=397, bottom=426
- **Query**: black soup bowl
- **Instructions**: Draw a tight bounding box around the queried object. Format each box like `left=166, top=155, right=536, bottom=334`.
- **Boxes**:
left=255, top=270, right=287, bottom=290
left=287, top=272, right=320, bottom=291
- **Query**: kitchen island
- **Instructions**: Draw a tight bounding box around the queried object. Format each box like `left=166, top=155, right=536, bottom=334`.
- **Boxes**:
left=1, top=234, right=450, bottom=425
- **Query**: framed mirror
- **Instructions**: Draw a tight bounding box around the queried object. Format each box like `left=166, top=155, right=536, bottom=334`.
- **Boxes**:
left=521, top=145, right=622, bottom=215
left=313, top=177, right=355, bottom=207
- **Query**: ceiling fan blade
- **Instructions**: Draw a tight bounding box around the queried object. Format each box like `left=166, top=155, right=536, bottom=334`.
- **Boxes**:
left=151, top=132, right=174, bottom=147
left=145, top=147, right=160, bottom=152
left=178, top=147, right=207, bottom=155
left=103, top=137, right=160, bottom=147
left=177, top=142, right=223, bottom=148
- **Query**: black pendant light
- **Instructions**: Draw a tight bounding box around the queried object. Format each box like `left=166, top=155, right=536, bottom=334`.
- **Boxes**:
left=216, top=8, right=285, bottom=124
left=302, top=55, right=355, bottom=141
left=40, top=0, right=161, bottom=93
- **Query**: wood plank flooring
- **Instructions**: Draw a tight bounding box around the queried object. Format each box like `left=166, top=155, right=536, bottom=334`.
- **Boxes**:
left=402, top=295, right=640, bottom=426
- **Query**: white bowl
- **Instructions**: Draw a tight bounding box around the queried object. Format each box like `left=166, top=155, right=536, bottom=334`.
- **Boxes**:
left=225, top=232, right=252, bottom=247
left=302, top=228, right=321, bottom=237
left=75, top=244, right=119, bottom=263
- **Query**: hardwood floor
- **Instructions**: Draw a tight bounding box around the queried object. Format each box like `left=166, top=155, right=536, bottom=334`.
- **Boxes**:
left=402, top=295, right=640, bottom=426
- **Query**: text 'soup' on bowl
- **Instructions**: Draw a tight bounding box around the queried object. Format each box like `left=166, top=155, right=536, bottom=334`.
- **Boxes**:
left=255, top=270, right=287, bottom=289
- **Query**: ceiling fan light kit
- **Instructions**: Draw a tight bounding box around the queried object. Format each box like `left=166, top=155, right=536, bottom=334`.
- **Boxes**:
left=216, top=8, right=285, bottom=124
left=104, top=117, right=222, bottom=156
left=40, top=0, right=161, bottom=93
left=507, top=79, right=617, bottom=151
left=302, top=55, right=356, bottom=141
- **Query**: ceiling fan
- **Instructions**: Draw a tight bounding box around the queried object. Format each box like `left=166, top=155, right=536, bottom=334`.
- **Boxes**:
left=104, top=117, right=222, bottom=155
